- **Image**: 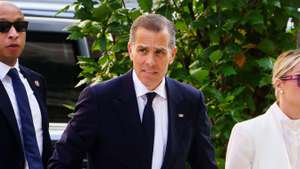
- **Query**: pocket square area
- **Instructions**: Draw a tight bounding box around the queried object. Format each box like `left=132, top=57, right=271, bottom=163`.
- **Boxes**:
left=178, top=114, right=184, bottom=118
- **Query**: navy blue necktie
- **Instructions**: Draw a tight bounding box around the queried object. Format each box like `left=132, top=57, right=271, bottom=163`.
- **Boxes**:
left=7, top=68, right=43, bottom=169
left=142, top=92, right=156, bottom=169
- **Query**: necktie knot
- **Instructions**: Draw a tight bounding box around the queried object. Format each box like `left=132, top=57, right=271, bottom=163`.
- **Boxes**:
left=7, top=68, right=20, bottom=80
left=146, top=92, right=156, bottom=104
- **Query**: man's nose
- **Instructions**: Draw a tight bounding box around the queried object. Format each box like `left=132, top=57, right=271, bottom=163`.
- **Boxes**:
left=145, top=53, right=155, bottom=66
left=8, top=26, right=19, bottom=39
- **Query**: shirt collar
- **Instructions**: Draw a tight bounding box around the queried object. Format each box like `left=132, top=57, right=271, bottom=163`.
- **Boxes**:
left=272, top=102, right=300, bottom=132
left=132, top=69, right=167, bottom=99
left=0, top=60, right=20, bottom=81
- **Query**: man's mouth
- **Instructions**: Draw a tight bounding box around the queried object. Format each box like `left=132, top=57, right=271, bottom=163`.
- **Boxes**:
left=143, top=70, right=157, bottom=74
left=6, top=44, right=20, bottom=48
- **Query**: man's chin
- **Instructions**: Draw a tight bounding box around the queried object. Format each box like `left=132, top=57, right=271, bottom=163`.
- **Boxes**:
left=0, top=56, right=19, bottom=66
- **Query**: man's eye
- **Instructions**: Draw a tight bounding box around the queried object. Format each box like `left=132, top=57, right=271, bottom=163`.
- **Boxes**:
left=138, top=48, right=147, bottom=53
left=155, top=50, right=166, bottom=55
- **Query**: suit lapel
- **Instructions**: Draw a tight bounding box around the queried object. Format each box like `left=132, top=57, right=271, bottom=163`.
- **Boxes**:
left=20, top=66, right=48, bottom=130
left=113, top=71, right=142, bottom=134
left=0, top=80, right=23, bottom=149
left=112, top=71, right=146, bottom=163
left=19, top=66, right=51, bottom=163
left=258, top=109, right=292, bottom=169
left=161, top=77, right=184, bottom=169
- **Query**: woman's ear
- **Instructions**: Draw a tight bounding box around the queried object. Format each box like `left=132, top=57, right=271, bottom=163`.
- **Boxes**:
left=274, top=78, right=282, bottom=89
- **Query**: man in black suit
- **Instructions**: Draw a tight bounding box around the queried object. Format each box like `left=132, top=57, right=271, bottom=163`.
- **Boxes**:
left=0, top=2, right=52, bottom=169
left=48, top=14, right=217, bottom=169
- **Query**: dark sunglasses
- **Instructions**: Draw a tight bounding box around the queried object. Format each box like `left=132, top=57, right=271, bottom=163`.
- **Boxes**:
left=279, top=74, right=300, bottom=87
left=0, top=21, right=29, bottom=33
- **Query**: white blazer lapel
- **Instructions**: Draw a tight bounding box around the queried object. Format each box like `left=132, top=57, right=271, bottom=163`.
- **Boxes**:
left=256, top=104, right=291, bottom=169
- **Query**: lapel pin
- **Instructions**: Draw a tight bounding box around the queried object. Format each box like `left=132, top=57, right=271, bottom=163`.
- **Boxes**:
left=178, top=113, right=184, bottom=118
left=34, top=80, right=40, bottom=87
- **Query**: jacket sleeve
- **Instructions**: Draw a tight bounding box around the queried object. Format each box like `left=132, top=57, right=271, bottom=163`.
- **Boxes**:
left=188, top=91, right=218, bottom=169
left=225, top=123, right=254, bottom=169
left=48, top=86, right=99, bottom=169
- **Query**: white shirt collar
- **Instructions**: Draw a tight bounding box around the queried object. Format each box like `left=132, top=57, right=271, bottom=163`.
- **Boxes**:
left=132, top=69, right=167, bottom=99
left=272, top=102, right=300, bottom=132
left=0, top=60, right=20, bottom=80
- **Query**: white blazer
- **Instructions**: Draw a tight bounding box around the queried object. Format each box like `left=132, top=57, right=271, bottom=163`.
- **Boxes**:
left=225, top=103, right=291, bottom=169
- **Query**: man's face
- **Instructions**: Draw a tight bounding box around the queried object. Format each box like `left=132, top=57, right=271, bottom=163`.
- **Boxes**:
left=128, top=27, right=176, bottom=90
left=0, top=3, right=26, bottom=66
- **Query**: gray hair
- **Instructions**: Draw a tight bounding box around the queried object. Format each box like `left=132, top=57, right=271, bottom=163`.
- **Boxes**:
left=129, top=14, right=176, bottom=49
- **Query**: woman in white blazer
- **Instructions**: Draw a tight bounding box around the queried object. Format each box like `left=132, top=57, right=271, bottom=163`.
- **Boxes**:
left=225, top=49, right=300, bottom=169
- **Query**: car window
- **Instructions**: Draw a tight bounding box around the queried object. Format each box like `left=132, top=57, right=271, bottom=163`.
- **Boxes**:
left=19, top=31, right=82, bottom=123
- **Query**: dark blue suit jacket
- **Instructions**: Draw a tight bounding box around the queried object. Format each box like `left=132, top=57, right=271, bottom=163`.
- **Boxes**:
left=0, top=66, right=52, bottom=169
left=48, top=71, right=217, bottom=169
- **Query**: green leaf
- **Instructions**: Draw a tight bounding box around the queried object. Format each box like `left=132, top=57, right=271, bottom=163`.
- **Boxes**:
left=225, top=95, right=235, bottom=103
left=176, top=20, right=188, bottom=31
left=75, top=78, right=89, bottom=88
left=208, top=29, right=221, bottom=43
left=221, top=66, right=236, bottom=76
left=92, top=39, right=101, bottom=52
left=67, top=31, right=84, bottom=40
left=274, top=0, right=281, bottom=8
left=257, top=39, right=276, bottom=54
left=108, top=0, right=123, bottom=10
left=190, top=68, right=209, bottom=82
left=100, top=35, right=106, bottom=51
left=62, top=103, right=75, bottom=111
left=209, top=50, right=222, bottom=62
left=55, top=4, right=70, bottom=16
left=208, top=88, right=223, bottom=102
left=224, top=43, right=242, bottom=55
left=259, top=75, right=272, bottom=87
left=246, top=10, right=264, bottom=25
left=263, top=0, right=281, bottom=7
left=223, top=17, right=239, bottom=30
left=189, top=60, right=200, bottom=69
left=246, top=95, right=255, bottom=112
left=256, top=57, right=274, bottom=70
left=138, top=0, right=153, bottom=12
left=92, top=4, right=112, bottom=22
left=190, top=19, right=207, bottom=29
left=231, top=87, right=245, bottom=96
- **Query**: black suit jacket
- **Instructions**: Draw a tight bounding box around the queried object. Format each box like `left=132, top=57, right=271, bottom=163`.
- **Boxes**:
left=48, top=71, right=217, bottom=169
left=0, top=66, right=52, bottom=169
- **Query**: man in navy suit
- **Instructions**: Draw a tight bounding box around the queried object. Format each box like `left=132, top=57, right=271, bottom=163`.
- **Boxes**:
left=0, top=2, right=52, bottom=169
left=48, top=14, right=217, bottom=169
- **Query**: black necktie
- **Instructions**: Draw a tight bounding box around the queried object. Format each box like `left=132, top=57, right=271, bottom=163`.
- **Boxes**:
left=142, top=92, right=156, bottom=169
left=7, top=68, right=44, bottom=169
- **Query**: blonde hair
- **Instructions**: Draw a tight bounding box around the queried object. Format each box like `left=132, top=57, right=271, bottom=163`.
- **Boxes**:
left=272, top=49, right=300, bottom=98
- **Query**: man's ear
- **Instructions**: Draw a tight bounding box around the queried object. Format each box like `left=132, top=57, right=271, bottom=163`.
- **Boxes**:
left=128, top=42, right=133, bottom=60
left=169, top=47, right=177, bottom=64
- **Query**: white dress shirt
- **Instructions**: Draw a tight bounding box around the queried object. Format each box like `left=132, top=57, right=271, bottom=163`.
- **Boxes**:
left=273, top=103, right=300, bottom=169
left=0, top=61, right=43, bottom=169
left=132, top=70, right=168, bottom=169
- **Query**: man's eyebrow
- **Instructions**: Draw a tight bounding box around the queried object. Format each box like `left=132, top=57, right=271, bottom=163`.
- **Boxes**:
left=155, top=47, right=168, bottom=52
left=136, top=44, right=147, bottom=48
left=135, top=45, right=149, bottom=50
